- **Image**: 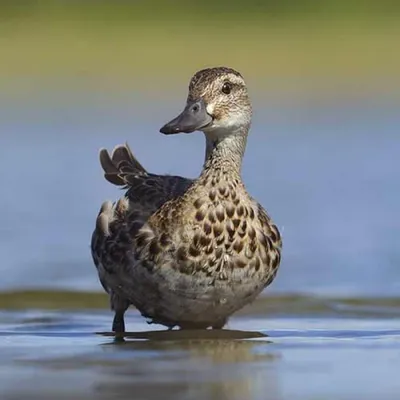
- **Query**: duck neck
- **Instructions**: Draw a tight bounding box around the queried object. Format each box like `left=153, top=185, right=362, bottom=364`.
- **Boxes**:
left=201, top=127, right=249, bottom=181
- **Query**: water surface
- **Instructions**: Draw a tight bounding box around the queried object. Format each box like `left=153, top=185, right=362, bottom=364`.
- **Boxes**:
left=1, top=297, right=400, bottom=400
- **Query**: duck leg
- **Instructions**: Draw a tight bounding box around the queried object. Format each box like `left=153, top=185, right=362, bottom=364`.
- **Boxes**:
left=110, top=292, right=129, bottom=337
left=112, top=310, right=126, bottom=333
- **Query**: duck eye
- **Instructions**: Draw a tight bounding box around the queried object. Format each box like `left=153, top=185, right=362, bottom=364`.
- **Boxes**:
left=221, top=82, right=232, bottom=95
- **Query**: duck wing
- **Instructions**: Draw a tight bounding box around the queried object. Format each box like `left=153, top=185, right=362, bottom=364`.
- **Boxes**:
left=92, top=143, right=193, bottom=300
left=99, top=143, right=193, bottom=210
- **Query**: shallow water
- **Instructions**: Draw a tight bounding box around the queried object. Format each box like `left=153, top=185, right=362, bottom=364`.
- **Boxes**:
left=1, top=298, right=400, bottom=400
left=0, top=90, right=399, bottom=399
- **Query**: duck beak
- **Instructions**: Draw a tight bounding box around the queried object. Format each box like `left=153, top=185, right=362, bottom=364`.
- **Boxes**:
left=160, top=99, right=213, bottom=135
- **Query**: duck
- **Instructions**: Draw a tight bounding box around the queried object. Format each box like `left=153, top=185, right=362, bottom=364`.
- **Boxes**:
left=91, top=66, right=282, bottom=333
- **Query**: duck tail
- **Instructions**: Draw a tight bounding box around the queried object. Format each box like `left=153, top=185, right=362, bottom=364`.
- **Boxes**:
left=99, top=143, right=147, bottom=186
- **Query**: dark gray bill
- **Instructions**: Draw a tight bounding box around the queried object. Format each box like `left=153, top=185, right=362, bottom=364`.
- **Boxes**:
left=160, top=99, right=213, bottom=135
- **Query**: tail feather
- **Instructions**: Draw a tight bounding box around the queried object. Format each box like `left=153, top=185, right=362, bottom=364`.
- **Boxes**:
left=99, top=143, right=147, bottom=186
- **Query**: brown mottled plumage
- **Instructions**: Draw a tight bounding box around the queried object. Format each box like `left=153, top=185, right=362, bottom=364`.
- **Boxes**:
left=91, top=67, right=282, bottom=332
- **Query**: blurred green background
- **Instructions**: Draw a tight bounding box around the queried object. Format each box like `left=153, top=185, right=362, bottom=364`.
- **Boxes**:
left=1, top=0, right=400, bottom=98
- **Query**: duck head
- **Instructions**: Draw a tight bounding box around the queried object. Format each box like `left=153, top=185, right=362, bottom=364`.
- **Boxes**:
left=160, top=67, right=252, bottom=139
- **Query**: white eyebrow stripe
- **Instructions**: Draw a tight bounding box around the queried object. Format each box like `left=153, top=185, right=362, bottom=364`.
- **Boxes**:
left=213, top=74, right=245, bottom=87
left=227, top=75, right=245, bottom=85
